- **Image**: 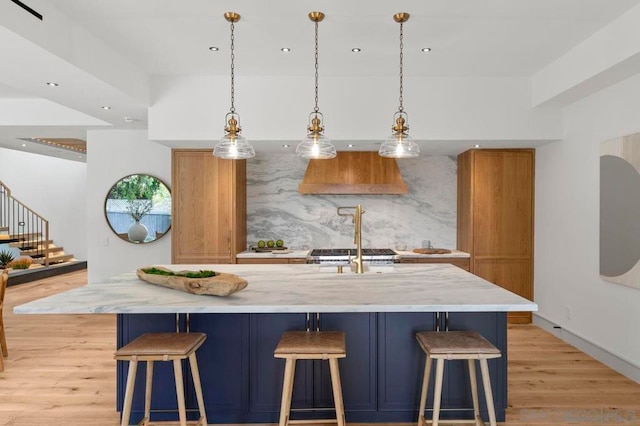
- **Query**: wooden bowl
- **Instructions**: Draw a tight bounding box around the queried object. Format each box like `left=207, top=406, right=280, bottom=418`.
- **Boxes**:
left=136, top=266, right=248, bottom=296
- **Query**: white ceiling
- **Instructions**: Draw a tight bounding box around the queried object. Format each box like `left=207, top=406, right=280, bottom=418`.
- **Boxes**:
left=0, top=0, right=639, bottom=161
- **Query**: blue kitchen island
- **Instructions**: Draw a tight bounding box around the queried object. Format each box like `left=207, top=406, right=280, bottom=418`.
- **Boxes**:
left=15, top=263, right=537, bottom=424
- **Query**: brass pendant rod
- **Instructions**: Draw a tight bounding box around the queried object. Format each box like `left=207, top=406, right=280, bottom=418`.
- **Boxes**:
left=229, top=20, right=236, bottom=113
left=398, top=21, right=404, bottom=112
left=224, top=12, right=241, bottom=115
left=309, top=12, right=324, bottom=114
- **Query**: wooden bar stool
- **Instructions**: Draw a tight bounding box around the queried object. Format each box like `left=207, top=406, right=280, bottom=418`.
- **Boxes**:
left=274, top=331, right=347, bottom=426
left=0, top=270, right=8, bottom=372
left=115, top=332, right=208, bottom=426
left=416, top=331, right=501, bottom=426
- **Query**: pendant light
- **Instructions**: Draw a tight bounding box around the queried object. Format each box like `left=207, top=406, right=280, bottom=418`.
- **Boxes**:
left=296, top=11, right=336, bottom=160
left=214, top=12, right=255, bottom=160
left=379, top=12, right=420, bottom=159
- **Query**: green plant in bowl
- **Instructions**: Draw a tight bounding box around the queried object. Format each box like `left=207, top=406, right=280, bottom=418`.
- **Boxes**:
left=141, top=267, right=218, bottom=278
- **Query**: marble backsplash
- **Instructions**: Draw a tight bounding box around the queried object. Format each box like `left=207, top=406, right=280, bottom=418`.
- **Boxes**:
left=246, top=152, right=457, bottom=250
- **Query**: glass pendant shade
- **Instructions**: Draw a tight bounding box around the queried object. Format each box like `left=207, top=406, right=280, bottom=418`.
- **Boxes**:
left=379, top=133, right=420, bottom=158
left=214, top=134, right=255, bottom=159
left=381, top=12, right=420, bottom=159
left=297, top=11, right=336, bottom=160
left=214, top=12, right=255, bottom=160
left=296, top=133, right=336, bottom=159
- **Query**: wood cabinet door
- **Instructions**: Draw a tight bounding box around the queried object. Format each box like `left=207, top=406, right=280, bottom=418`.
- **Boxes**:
left=472, top=151, right=533, bottom=258
left=172, top=150, right=239, bottom=264
left=475, top=258, right=533, bottom=323
left=414, top=257, right=470, bottom=271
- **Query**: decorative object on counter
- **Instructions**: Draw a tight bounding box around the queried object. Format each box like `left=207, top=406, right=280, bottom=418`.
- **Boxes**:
left=412, top=248, right=451, bottom=255
left=250, top=245, right=289, bottom=253
left=296, top=11, right=336, bottom=160
left=104, top=174, right=171, bottom=244
left=256, top=239, right=285, bottom=249
left=600, top=132, right=640, bottom=290
left=214, top=12, right=255, bottom=160
left=136, top=266, right=248, bottom=296
left=379, top=12, right=420, bottom=159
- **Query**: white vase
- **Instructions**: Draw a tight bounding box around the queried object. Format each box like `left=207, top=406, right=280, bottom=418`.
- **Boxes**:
left=128, top=221, right=148, bottom=243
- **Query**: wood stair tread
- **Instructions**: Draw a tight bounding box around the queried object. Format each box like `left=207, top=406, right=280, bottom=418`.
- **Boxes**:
left=9, top=239, right=53, bottom=248
left=33, top=253, right=75, bottom=265
left=20, top=246, right=64, bottom=255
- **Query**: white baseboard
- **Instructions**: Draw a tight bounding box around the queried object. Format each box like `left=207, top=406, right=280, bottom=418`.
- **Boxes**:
left=533, top=313, right=640, bottom=384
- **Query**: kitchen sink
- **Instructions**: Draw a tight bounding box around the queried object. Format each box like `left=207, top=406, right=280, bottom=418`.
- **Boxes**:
left=318, top=264, right=397, bottom=274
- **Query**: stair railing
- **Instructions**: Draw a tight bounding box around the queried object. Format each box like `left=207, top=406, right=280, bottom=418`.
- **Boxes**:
left=0, top=180, right=50, bottom=267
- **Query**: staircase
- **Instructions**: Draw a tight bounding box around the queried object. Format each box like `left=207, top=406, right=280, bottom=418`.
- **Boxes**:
left=9, top=240, right=75, bottom=265
left=0, top=181, right=75, bottom=267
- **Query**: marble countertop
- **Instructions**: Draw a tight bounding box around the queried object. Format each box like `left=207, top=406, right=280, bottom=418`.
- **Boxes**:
left=15, top=264, right=537, bottom=315
left=393, top=249, right=470, bottom=258
left=236, top=249, right=469, bottom=259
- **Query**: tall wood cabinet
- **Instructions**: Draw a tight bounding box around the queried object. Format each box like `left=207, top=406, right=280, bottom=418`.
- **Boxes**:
left=457, top=149, right=534, bottom=323
left=171, top=150, right=246, bottom=264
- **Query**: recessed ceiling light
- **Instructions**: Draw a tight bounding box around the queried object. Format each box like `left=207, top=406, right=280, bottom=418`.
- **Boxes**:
left=473, top=144, right=481, bottom=148
left=347, top=144, right=355, bottom=147
left=282, top=144, right=290, bottom=148
left=421, top=47, right=432, bottom=53
left=281, top=47, right=291, bottom=53
left=351, top=48, right=361, bottom=53
left=209, top=46, right=219, bottom=51
left=46, top=82, right=59, bottom=87
left=101, top=106, right=111, bottom=110
left=21, top=143, right=26, bottom=147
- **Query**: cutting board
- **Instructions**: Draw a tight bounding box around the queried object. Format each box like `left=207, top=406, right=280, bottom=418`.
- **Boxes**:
left=251, top=247, right=289, bottom=253
left=412, top=248, right=452, bottom=255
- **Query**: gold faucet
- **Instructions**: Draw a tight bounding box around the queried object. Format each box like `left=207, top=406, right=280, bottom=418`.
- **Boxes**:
left=337, top=205, right=365, bottom=273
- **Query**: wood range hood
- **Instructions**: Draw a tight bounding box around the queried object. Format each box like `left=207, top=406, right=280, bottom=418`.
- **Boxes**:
left=298, top=151, right=408, bottom=195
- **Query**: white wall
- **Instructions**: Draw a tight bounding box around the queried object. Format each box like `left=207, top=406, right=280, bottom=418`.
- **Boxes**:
left=0, top=147, right=87, bottom=259
left=86, top=130, right=171, bottom=283
left=150, top=75, right=562, bottom=142
left=535, top=72, right=640, bottom=379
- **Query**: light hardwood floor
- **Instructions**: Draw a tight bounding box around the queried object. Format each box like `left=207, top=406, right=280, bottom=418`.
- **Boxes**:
left=1, top=270, right=639, bottom=425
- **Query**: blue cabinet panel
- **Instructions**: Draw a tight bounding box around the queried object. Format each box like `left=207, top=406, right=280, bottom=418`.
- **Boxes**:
left=187, top=313, right=249, bottom=414
left=444, top=312, right=507, bottom=421
left=377, top=312, right=437, bottom=412
left=314, top=313, right=377, bottom=412
left=249, top=313, right=312, bottom=413
left=117, top=311, right=507, bottom=423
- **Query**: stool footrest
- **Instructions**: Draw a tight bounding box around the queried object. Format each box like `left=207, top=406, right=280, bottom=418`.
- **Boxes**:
left=137, top=420, right=206, bottom=426
left=276, top=331, right=346, bottom=426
